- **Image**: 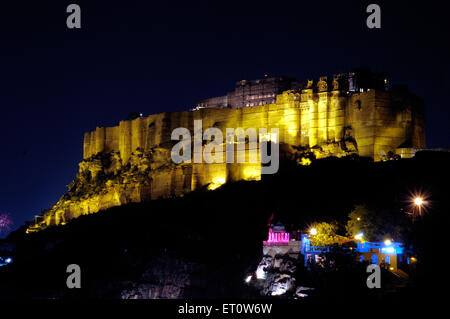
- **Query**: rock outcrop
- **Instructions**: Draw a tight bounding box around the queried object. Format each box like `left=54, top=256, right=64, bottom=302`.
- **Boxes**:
left=252, top=254, right=314, bottom=298
left=120, top=255, right=201, bottom=299
left=37, top=147, right=184, bottom=228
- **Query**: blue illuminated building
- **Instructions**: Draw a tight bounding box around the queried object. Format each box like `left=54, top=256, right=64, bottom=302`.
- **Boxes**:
left=355, top=241, right=405, bottom=271
left=300, top=234, right=406, bottom=271
left=0, top=256, right=13, bottom=267
left=356, top=241, right=404, bottom=254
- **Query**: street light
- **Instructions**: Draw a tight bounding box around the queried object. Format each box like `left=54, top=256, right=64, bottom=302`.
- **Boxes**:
left=414, top=197, right=424, bottom=206
left=309, top=228, right=318, bottom=236
left=384, top=239, right=392, bottom=246
left=355, top=232, right=364, bottom=240
left=406, top=192, right=430, bottom=221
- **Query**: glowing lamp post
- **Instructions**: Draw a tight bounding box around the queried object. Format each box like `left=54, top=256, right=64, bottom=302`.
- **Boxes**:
left=355, top=233, right=364, bottom=240
left=414, top=197, right=424, bottom=206
left=406, top=193, right=429, bottom=222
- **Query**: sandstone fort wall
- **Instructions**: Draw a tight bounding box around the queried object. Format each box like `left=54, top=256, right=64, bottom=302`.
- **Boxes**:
left=83, top=89, right=425, bottom=163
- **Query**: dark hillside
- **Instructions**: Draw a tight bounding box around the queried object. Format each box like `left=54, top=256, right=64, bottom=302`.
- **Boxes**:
left=1, top=152, right=449, bottom=299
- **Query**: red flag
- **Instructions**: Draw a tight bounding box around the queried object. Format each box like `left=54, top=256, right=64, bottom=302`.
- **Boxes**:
left=267, top=213, right=274, bottom=226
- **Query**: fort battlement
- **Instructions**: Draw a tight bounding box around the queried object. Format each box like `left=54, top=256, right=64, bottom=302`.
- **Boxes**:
left=84, top=88, right=425, bottom=164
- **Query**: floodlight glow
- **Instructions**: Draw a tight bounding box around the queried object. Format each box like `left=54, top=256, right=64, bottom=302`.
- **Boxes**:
left=384, top=239, right=392, bottom=246
left=271, top=285, right=287, bottom=296
left=309, top=228, right=318, bottom=236
left=407, top=192, right=430, bottom=220
left=414, top=197, right=424, bottom=206
left=355, top=233, right=364, bottom=240
left=245, top=275, right=252, bottom=283
left=256, top=268, right=266, bottom=280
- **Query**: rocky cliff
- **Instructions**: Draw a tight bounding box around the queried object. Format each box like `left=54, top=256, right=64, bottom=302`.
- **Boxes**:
left=36, top=147, right=188, bottom=228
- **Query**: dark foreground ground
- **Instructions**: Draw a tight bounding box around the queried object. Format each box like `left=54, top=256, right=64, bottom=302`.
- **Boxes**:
left=1, top=151, right=449, bottom=304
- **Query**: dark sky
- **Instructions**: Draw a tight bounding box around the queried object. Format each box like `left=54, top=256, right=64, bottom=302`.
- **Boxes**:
left=1, top=1, right=449, bottom=236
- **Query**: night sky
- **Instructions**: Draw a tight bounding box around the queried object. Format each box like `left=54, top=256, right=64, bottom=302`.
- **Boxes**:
left=1, top=1, right=449, bottom=236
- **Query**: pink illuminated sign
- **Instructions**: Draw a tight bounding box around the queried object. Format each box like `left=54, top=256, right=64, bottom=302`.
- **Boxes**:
left=263, top=228, right=290, bottom=246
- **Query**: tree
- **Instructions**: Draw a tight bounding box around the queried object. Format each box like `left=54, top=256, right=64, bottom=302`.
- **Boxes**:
left=310, top=221, right=342, bottom=246
left=345, top=205, right=406, bottom=242
left=346, top=205, right=382, bottom=241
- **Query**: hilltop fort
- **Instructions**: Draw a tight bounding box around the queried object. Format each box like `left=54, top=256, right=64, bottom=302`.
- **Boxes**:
left=29, top=68, right=426, bottom=231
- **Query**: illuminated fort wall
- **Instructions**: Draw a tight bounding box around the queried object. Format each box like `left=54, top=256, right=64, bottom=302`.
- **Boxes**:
left=82, top=87, right=425, bottom=198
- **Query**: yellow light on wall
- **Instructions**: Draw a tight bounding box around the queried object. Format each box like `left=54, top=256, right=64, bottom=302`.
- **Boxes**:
left=259, top=132, right=278, bottom=142
left=287, top=123, right=298, bottom=137
left=299, top=157, right=312, bottom=166
left=243, top=167, right=261, bottom=181
left=208, top=177, right=226, bottom=190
